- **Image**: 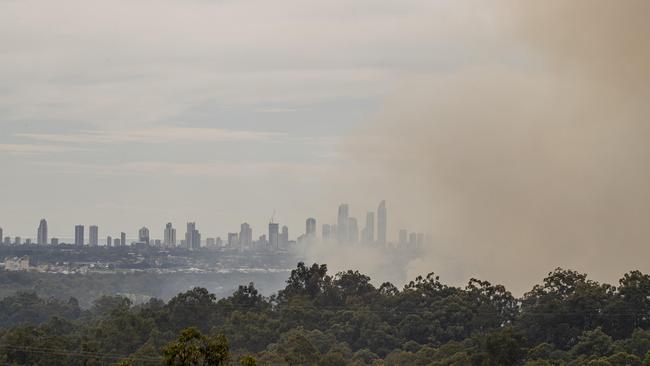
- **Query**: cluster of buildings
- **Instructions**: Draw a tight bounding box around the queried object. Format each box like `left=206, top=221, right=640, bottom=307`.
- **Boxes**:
left=320, top=200, right=388, bottom=245
left=0, top=200, right=427, bottom=251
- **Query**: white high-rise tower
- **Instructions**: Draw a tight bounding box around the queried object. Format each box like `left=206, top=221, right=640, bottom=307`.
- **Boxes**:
left=377, top=200, right=387, bottom=245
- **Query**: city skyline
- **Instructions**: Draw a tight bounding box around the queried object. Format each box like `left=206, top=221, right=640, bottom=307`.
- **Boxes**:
left=0, top=200, right=427, bottom=248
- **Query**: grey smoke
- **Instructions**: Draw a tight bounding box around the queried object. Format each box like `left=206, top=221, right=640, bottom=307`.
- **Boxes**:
left=332, top=0, right=650, bottom=294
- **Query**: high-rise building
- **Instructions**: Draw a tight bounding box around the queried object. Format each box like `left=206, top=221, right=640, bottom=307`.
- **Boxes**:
left=51, top=238, right=59, bottom=246
left=348, top=217, right=359, bottom=243
left=185, top=222, right=201, bottom=250
left=409, top=232, right=417, bottom=247
left=399, top=229, right=408, bottom=246
left=322, top=224, right=331, bottom=242
left=0, top=228, right=3, bottom=245
left=75, top=225, right=84, bottom=246
left=164, top=223, right=176, bottom=247
left=228, top=232, right=239, bottom=247
left=257, top=234, right=267, bottom=248
left=377, top=200, right=387, bottom=244
left=364, top=212, right=375, bottom=243
left=269, top=222, right=279, bottom=249
left=280, top=225, right=289, bottom=246
left=106, top=236, right=112, bottom=247
left=89, top=225, right=99, bottom=246
left=3, top=237, right=10, bottom=245
left=37, top=219, right=48, bottom=245
left=337, top=204, right=349, bottom=243
left=239, top=223, right=252, bottom=249
left=306, top=218, right=316, bottom=239
left=14, top=236, right=21, bottom=245
left=139, top=227, right=150, bottom=245
left=113, top=239, right=121, bottom=246
left=120, top=232, right=126, bottom=247
left=25, top=238, right=32, bottom=245
left=417, top=233, right=424, bottom=247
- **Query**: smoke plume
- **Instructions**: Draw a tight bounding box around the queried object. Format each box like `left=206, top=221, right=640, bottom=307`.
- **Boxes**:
left=331, top=0, right=650, bottom=294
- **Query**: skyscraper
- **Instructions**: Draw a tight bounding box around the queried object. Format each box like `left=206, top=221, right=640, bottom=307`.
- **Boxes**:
left=322, top=224, right=331, bottom=242
left=377, top=200, right=387, bottom=245
left=89, top=225, right=99, bottom=246
left=348, top=217, right=359, bottom=243
left=228, top=232, right=239, bottom=247
left=164, top=223, right=176, bottom=247
left=337, top=204, right=349, bottom=243
left=37, top=219, right=48, bottom=245
left=269, top=222, right=279, bottom=249
left=185, top=222, right=200, bottom=250
left=364, top=212, right=375, bottom=243
left=399, top=229, right=408, bottom=246
left=239, top=223, right=252, bottom=249
left=139, top=227, right=150, bottom=245
left=75, top=225, right=84, bottom=246
left=280, top=225, right=289, bottom=246
left=306, top=218, right=316, bottom=239
left=106, top=236, right=112, bottom=247
left=120, top=232, right=126, bottom=247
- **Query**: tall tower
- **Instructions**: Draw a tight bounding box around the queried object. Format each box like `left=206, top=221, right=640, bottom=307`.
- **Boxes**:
left=306, top=218, right=316, bottom=239
left=280, top=225, right=289, bottom=246
left=185, top=222, right=200, bottom=250
left=337, top=204, right=349, bottom=243
left=74, top=225, right=84, bottom=246
left=399, top=229, right=408, bottom=246
left=120, top=232, right=126, bottom=247
left=348, top=217, right=359, bottom=243
left=377, top=200, right=387, bottom=245
left=164, top=223, right=176, bottom=247
left=37, top=219, right=48, bottom=245
left=322, top=224, right=331, bottom=242
left=239, top=223, right=252, bottom=249
left=268, top=222, right=279, bottom=249
left=364, top=212, right=375, bottom=243
left=89, top=225, right=99, bottom=246
left=139, top=227, right=150, bottom=245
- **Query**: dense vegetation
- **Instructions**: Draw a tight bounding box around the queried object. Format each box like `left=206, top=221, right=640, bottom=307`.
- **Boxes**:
left=0, top=270, right=289, bottom=308
left=2, top=263, right=650, bottom=365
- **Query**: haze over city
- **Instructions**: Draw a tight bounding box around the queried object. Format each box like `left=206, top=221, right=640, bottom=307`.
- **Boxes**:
left=1, top=0, right=649, bottom=296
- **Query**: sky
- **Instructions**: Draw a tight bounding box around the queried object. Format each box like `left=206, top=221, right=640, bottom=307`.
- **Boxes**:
left=1, top=0, right=649, bottom=293
left=0, top=0, right=502, bottom=239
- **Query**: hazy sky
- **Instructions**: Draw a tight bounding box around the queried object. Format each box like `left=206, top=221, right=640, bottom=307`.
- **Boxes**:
left=2, top=0, right=649, bottom=293
left=0, top=0, right=508, bottom=238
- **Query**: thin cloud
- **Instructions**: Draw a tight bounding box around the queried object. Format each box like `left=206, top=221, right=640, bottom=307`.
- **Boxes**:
left=15, top=127, right=285, bottom=144
left=26, top=160, right=329, bottom=177
left=0, top=143, right=88, bottom=154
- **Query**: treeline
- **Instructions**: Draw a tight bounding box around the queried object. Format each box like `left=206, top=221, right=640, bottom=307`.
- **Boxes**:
left=1, top=263, right=650, bottom=365
left=0, top=270, right=289, bottom=308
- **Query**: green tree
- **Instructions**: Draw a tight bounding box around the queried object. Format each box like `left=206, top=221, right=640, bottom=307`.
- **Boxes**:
left=163, top=327, right=229, bottom=366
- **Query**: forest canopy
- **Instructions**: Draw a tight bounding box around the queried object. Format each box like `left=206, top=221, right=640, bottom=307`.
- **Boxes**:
left=2, top=263, right=650, bottom=365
